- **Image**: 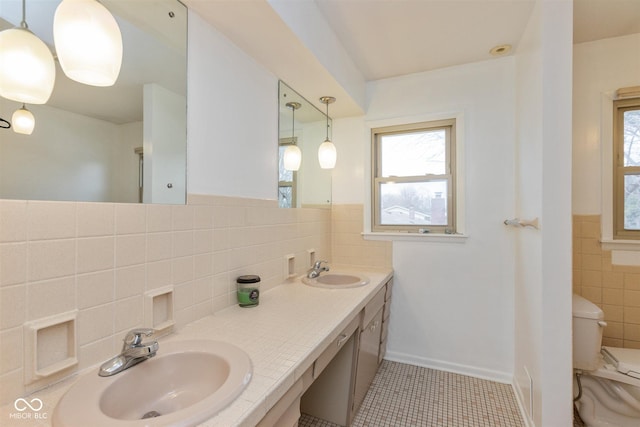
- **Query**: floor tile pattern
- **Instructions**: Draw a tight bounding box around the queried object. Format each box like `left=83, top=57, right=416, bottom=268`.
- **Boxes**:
left=299, top=360, right=525, bottom=427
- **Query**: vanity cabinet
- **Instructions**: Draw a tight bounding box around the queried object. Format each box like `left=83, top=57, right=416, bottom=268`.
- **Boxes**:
left=300, top=315, right=360, bottom=425
left=257, top=366, right=313, bottom=427
left=261, top=275, right=394, bottom=427
left=352, top=285, right=386, bottom=416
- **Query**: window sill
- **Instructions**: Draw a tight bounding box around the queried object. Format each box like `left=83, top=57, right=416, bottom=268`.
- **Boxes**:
left=601, top=239, right=640, bottom=251
left=362, top=232, right=469, bottom=243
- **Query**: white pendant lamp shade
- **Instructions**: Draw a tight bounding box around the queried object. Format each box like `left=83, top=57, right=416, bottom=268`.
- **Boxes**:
left=12, top=104, right=35, bottom=135
left=54, top=0, right=123, bottom=87
left=0, top=28, right=55, bottom=104
left=284, top=145, right=302, bottom=171
left=318, top=139, right=337, bottom=169
left=318, top=96, right=337, bottom=169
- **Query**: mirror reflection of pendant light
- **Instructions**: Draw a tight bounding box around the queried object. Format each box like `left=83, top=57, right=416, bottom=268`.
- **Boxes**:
left=283, top=102, right=302, bottom=171
left=318, top=96, right=336, bottom=169
left=0, top=0, right=56, bottom=104
left=54, top=0, right=123, bottom=87
left=12, top=104, right=35, bottom=135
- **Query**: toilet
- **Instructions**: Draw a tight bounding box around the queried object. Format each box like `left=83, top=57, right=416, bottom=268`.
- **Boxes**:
left=572, top=294, right=640, bottom=427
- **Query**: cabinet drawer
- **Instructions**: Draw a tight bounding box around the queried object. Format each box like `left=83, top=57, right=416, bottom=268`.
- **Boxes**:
left=313, top=314, right=359, bottom=378
left=363, top=286, right=386, bottom=327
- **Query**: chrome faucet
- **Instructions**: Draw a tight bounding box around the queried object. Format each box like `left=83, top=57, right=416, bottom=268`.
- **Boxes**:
left=307, top=260, right=330, bottom=279
left=98, top=328, right=158, bottom=377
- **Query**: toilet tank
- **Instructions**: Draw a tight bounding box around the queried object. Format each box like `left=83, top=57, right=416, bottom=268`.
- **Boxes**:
left=572, top=294, right=605, bottom=371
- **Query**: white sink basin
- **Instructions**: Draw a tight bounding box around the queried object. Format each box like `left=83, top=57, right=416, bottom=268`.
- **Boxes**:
left=53, top=340, right=252, bottom=427
left=302, top=273, right=369, bottom=288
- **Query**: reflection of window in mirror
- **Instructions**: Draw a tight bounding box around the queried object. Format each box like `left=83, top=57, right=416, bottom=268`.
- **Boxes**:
left=279, top=137, right=298, bottom=208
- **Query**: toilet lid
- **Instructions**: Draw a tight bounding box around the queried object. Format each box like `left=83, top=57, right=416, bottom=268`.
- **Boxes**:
left=602, top=347, right=640, bottom=379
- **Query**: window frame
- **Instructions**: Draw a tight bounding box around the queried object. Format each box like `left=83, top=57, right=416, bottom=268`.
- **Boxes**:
left=371, top=119, right=456, bottom=234
left=613, top=97, right=640, bottom=240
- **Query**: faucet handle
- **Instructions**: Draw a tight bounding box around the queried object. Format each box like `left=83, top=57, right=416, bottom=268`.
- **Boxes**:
left=313, top=260, right=328, bottom=269
left=123, top=328, right=155, bottom=347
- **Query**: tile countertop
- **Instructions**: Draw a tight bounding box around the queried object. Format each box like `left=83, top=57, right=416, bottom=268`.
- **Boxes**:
left=1, top=266, right=393, bottom=427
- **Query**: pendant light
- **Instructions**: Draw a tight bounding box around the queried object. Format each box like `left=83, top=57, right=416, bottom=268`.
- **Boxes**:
left=318, top=96, right=336, bottom=169
left=283, top=102, right=302, bottom=171
left=12, top=104, right=35, bottom=135
left=0, top=0, right=56, bottom=104
left=54, top=0, right=123, bottom=87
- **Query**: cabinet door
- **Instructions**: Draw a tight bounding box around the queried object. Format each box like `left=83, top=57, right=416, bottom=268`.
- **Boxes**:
left=353, top=308, right=383, bottom=415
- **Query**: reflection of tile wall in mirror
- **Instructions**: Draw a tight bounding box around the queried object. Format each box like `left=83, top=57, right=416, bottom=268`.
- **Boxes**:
left=0, top=0, right=187, bottom=204
left=278, top=81, right=333, bottom=209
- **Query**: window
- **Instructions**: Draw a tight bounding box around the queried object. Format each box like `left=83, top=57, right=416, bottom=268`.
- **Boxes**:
left=614, top=97, right=640, bottom=239
left=278, top=137, right=297, bottom=208
left=372, top=119, right=456, bottom=233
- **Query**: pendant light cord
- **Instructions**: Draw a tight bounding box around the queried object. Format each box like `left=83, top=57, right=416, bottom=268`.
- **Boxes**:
left=0, top=118, right=11, bottom=129
left=325, top=101, right=329, bottom=140
left=20, top=0, right=28, bottom=29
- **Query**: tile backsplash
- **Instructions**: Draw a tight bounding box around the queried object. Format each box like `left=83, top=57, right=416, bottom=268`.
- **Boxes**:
left=0, top=195, right=332, bottom=404
left=331, top=204, right=392, bottom=269
left=573, top=214, right=640, bottom=349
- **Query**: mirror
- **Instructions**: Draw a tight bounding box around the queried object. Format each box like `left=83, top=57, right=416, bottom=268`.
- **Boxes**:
left=278, top=81, right=332, bottom=208
left=0, top=0, right=187, bottom=204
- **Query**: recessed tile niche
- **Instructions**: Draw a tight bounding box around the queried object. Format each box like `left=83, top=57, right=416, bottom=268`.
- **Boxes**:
left=144, top=287, right=175, bottom=335
left=24, top=311, right=78, bottom=385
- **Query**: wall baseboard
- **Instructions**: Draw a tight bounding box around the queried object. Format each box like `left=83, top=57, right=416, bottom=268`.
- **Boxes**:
left=384, top=350, right=513, bottom=384
left=512, top=380, right=536, bottom=427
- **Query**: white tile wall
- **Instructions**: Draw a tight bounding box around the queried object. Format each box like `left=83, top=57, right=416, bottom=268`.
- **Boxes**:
left=0, top=195, right=331, bottom=405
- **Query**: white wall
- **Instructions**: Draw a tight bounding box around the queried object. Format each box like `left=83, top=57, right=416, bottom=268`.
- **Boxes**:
left=187, top=11, right=278, bottom=200
left=336, top=58, right=518, bottom=382
left=332, top=116, right=366, bottom=204
left=513, top=1, right=573, bottom=425
left=573, top=33, right=640, bottom=215
left=143, top=83, right=187, bottom=204
left=112, top=121, right=143, bottom=203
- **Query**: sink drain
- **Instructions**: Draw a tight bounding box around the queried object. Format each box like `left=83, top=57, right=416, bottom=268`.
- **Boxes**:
left=141, top=411, right=162, bottom=419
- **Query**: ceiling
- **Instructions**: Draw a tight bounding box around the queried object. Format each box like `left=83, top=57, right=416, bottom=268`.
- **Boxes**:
left=3, top=0, right=639, bottom=122
left=315, top=0, right=640, bottom=82
left=574, top=0, right=640, bottom=44
left=188, top=0, right=640, bottom=118
left=315, top=0, right=536, bottom=81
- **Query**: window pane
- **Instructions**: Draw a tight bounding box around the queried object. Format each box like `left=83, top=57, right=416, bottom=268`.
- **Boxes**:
left=623, top=109, right=640, bottom=166
left=380, top=129, right=446, bottom=177
left=379, top=181, right=447, bottom=226
left=278, top=186, right=292, bottom=208
left=279, top=146, right=293, bottom=181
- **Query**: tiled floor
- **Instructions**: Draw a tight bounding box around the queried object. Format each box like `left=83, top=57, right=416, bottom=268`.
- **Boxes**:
left=299, top=360, right=525, bottom=427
